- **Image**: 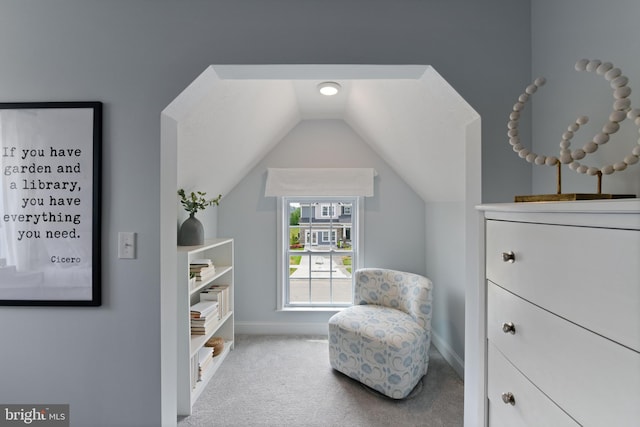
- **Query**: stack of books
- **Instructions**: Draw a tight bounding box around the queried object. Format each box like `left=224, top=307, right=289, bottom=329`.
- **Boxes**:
left=190, top=259, right=216, bottom=282
left=190, top=300, right=220, bottom=336
left=197, top=346, right=214, bottom=382
left=191, top=346, right=214, bottom=386
left=200, top=285, right=230, bottom=318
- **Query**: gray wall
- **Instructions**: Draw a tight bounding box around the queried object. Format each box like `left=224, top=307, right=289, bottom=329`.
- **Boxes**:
left=218, top=120, right=426, bottom=327
left=0, top=1, right=531, bottom=426
left=531, top=0, right=640, bottom=196
left=425, top=201, right=466, bottom=371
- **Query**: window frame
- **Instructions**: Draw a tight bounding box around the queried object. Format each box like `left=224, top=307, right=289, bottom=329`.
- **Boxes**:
left=276, top=196, right=363, bottom=311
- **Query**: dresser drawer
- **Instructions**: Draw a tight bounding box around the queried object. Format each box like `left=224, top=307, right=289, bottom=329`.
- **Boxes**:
left=487, top=282, right=640, bottom=426
left=487, top=343, right=578, bottom=427
left=486, top=219, right=640, bottom=351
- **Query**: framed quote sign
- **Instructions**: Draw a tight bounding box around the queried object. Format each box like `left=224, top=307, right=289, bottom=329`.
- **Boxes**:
left=0, top=102, right=102, bottom=306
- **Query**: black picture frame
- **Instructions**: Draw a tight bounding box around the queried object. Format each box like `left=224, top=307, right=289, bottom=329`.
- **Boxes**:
left=0, top=102, right=102, bottom=306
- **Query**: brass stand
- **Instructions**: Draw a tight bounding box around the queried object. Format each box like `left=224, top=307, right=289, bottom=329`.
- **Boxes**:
left=515, top=162, right=636, bottom=202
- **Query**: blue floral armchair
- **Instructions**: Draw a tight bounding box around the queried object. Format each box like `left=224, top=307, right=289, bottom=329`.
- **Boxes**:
left=328, top=268, right=433, bottom=399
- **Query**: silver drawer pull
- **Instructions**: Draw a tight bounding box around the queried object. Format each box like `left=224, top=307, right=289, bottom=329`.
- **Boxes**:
left=501, top=392, right=516, bottom=405
left=502, top=251, right=516, bottom=263
left=502, top=322, right=516, bottom=334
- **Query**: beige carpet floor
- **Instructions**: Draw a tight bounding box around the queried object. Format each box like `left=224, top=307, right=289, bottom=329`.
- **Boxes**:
left=178, top=335, right=464, bottom=427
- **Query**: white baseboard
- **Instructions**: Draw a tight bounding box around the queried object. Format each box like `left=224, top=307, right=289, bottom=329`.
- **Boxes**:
left=235, top=321, right=329, bottom=336
left=431, top=330, right=464, bottom=379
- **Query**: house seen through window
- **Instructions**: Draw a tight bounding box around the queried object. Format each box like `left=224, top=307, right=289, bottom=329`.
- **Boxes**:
left=283, top=197, right=358, bottom=308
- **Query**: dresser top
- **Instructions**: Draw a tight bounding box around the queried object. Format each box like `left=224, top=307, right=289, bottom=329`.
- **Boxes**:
left=476, top=199, right=640, bottom=229
left=477, top=198, right=640, bottom=213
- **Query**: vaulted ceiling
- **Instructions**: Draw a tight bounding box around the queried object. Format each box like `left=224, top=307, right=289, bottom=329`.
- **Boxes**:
left=166, top=65, right=480, bottom=203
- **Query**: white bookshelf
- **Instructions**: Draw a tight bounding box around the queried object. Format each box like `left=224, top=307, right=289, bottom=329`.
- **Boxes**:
left=177, top=238, right=234, bottom=416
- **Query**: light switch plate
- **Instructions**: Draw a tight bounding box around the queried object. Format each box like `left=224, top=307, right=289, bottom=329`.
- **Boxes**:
left=118, top=232, right=136, bottom=259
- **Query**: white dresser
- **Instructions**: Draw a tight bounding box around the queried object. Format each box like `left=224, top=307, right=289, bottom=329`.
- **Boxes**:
left=475, top=200, right=640, bottom=427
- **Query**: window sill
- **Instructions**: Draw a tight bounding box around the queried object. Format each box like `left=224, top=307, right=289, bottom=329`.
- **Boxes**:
left=278, top=306, right=350, bottom=313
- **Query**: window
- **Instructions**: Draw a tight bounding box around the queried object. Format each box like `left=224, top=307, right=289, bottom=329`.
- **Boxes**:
left=279, top=196, right=361, bottom=309
left=321, top=205, right=333, bottom=217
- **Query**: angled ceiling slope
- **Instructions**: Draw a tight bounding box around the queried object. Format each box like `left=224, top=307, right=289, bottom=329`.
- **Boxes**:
left=163, top=64, right=480, bottom=202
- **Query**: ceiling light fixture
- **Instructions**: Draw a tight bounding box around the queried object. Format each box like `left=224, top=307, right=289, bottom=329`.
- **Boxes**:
left=318, top=81, right=341, bottom=96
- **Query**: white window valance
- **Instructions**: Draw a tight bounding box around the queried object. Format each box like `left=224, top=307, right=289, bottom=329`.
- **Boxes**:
left=264, top=168, right=377, bottom=197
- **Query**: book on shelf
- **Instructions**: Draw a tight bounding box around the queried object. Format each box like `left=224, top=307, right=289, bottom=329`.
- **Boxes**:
left=198, top=357, right=213, bottom=381
left=190, top=300, right=219, bottom=319
left=191, top=358, right=198, bottom=388
left=190, top=258, right=216, bottom=281
left=190, top=317, right=220, bottom=335
left=191, top=258, right=213, bottom=267
left=190, top=313, right=219, bottom=323
left=196, top=347, right=214, bottom=382
left=190, top=300, right=220, bottom=335
left=198, top=346, right=213, bottom=362
left=191, top=313, right=220, bottom=336
left=200, top=284, right=230, bottom=318
left=191, top=266, right=216, bottom=281
left=191, top=313, right=220, bottom=327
